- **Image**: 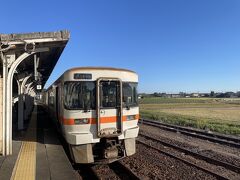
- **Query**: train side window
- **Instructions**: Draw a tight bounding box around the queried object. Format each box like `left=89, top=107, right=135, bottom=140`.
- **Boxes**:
left=49, top=91, right=55, bottom=106
left=64, top=81, right=96, bottom=110
left=123, top=82, right=138, bottom=107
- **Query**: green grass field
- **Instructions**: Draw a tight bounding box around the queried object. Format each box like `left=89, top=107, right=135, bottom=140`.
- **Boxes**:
left=139, top=97, right=240, bottom=135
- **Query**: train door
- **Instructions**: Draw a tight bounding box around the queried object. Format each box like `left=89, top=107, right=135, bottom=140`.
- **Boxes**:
left=97, top=78, right=123, bottom=137
left=55, top=85, right=63, bottom=128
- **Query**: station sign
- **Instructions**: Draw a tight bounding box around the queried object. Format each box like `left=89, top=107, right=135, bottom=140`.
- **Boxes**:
left=36, top=84, right=42, bottom=90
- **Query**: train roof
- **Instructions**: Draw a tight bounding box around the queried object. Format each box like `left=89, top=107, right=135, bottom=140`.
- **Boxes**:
left=64, top=67, right=137, bottom=74
left=46, top=67, right=137, bottom=90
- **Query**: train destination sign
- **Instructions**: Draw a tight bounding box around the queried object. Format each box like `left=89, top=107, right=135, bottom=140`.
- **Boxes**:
left=74, top=73, right=92, bottom=79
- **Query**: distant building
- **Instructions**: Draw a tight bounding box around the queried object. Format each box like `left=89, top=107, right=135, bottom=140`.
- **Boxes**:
left=200, top=93, right=210, bottom=97
left=225, top=92, right=238, bottom=98
left=191, top=93, right=200, bottom=98
left=171, top=94, right=181, bottom=98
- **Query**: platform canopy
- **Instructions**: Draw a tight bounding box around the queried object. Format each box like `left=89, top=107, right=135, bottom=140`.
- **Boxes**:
left=0, top=30, right=70, bottom=155
left=0, top=30, right=70, bottom=92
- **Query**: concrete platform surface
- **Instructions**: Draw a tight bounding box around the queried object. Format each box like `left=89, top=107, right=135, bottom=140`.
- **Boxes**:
left=0, top=105, right=78, bottom=180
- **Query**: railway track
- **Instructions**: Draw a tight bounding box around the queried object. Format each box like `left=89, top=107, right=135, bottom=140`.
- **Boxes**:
left=139, top=132, right=240, bottom=174
left=136, top=139, right=229, bottom=180
left=108, top=161, right=141, bottom=180
left=76, top=161, right=141, bottom=180
left=140, top=118, right=240, bottom=148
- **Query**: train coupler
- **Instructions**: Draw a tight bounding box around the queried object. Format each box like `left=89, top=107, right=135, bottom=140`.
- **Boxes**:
left=104, top=146, right=118, bottom=159
left=102, top=138, right=124, bottom=159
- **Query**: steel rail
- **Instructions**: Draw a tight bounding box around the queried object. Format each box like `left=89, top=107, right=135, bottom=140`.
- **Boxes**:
left=109, top=161, right=141, bottom=180
left=140, top=119, right=240, bottom=148
left=76, top=161, right=141, bottom=179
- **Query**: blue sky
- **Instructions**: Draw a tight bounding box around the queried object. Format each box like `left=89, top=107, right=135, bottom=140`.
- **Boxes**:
left=1, top=0, right=240, bottom=93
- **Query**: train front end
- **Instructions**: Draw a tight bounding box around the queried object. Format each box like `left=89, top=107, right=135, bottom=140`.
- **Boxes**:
left=62, top=68, right=139, bottom=163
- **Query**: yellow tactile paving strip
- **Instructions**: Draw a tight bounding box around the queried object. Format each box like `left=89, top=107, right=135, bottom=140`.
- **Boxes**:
left=11, top=142, right=36, bottom=180
left=11, top=107, right=37, bottom=180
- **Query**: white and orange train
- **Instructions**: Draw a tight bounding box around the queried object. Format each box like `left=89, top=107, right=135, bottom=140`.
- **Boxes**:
left=44, top=67, right=139, bottom=163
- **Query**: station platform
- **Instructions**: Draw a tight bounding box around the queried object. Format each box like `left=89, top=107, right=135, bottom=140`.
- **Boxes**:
left=0, top=104, right=78, bottom=180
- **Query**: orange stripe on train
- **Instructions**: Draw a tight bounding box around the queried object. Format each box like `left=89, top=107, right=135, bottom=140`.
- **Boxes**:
left=63, top=118, right=75, bottom=125
left=62, top=114, right=139, bottom=125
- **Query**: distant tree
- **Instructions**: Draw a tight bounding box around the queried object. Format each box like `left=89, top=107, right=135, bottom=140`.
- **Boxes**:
left=204, top=93, right=210, bottom=97
left=153, top=92, right=161, bottom=97
left=210, top=91, right=215, bottom=97
left=161, top=93, right=167, bottom=98
left=236, top=91, right=240, bottom=97
left=216, top=93, right=225, bottom=98
left=179, top=92, right=186, bottom=97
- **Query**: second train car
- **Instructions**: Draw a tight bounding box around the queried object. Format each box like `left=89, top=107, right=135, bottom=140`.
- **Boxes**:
left=45, top=67, right=139, bottom=163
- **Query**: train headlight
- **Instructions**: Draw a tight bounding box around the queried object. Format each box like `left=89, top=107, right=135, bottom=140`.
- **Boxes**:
left=126, top=115, right=136, bottom=121
left=74, top=118, right=89, bottom=124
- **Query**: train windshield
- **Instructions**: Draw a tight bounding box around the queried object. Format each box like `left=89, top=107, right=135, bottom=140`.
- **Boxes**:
left=64, top=81, right=96, bottom=110
left=123, top=82, right=138, bottom=107
left=100, top=81, right=120, bottom=108
left=100, top=81, right=138, bottom=108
